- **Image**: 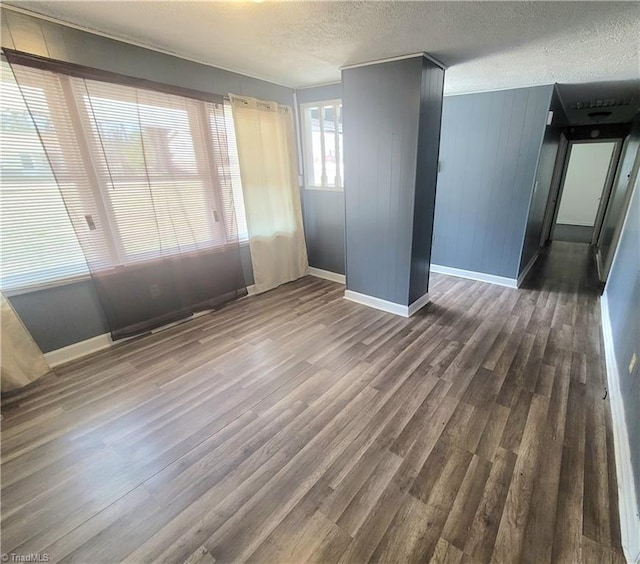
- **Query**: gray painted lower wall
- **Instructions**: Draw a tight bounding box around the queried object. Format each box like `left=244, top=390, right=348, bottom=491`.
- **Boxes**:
left=301, top=190, right=345, bottom=275
left=603, top=147, right=640, bottom=512
left=432, top=85, right=553, bottom=279
left=7, top=245, right=254, bottom=353
left=2, top=7, right=284, bottom=353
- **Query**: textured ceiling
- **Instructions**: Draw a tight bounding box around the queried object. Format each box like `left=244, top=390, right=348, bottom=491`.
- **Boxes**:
left=6, top=1, right=640, bottom=97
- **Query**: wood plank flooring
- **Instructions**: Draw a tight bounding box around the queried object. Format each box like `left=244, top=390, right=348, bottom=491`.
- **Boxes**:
left=1, top=241, right=624, bottom=563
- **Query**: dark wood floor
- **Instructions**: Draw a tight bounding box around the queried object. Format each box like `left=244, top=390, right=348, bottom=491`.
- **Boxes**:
left=1, top=242, right=623, bottom=563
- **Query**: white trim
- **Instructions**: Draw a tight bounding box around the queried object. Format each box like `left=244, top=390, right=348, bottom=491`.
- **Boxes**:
left=2, top=272, right=92, bottom=297
left=43, top=310, right=214, bottom=367
left=600, top=293, right=640, bottom=563
left=295, top=81, right=342, bottom=90
left=309, top=267, right=345, bottom=285
left=246, top=285, right=257, bottom=296
left=407, top=291, right=430, bottom=317
left=44, top=333, right=113, bottom=367
left=340, top=52, right=447, bottom=72
left=1, top=4, right=295, bottom=89
left=445, top=83, right=555, bottom=98
left=304, top=185, right=344, bottom=193
left=344, top=290, right=410, bottom=317
left=430, top=264, right=517, bottom=289
left=517, top=252, right=539, bottom=288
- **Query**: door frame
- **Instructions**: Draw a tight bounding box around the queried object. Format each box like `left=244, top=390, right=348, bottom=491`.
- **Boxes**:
left=597, top=136, right=640, bottom=282
left=540, top=132, right=569, bottom=246
left=544, top=137, right=622, bottom=244
left=591, top=139, right=624, bottom=244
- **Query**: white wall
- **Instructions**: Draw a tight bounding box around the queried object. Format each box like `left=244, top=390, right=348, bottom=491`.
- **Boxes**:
left=557, top=141, right=615, bottom=226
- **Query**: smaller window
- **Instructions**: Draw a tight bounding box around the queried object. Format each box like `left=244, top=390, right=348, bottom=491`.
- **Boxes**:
left=301, top=100, right=343, bottom=190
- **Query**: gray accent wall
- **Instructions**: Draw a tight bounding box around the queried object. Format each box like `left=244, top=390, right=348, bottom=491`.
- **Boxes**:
left=2, top=7, right=289, bottom=352
left=519, top=86, right=568, bottom=274
left=296, top=83, right=346, bottom=275
left=409, top=58, right=445, bottom=304
left=602, top=140, right=640, bottom=511
left=432, top=85, right=553, bottom=279
left=343, top=56, right=443, bottom=306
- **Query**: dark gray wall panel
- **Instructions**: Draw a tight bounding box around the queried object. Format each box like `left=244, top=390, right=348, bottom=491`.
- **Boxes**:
left=603, top=141, right=640, bottom=510
left=432, top=85, right=553, bottom=279
left=296, top=83, right=342, bottom=104
left=8, top=280, right=108, bottom=353
left=343, top=58, right=423, bottom=305
left=409, top=59, right=444, bottom=303
left=296, top=83, right=345, bottom=274
left=2, top=8, right=287, bottom=351
left=519, top=86, right=566, bottom=273
left=302, top=190, right=345, bottom=274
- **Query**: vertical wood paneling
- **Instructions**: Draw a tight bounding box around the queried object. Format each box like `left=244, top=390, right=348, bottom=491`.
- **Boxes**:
left=432, top=85, right=552, bottom=279
left=519, top=87, right=567, bottom=273
left=602, top=116, right=640, bottom=512
left=343, top=56, right=443, bottom=306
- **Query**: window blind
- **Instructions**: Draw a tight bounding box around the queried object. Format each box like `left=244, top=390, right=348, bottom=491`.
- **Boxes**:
left=0, top=61, right=89, bottom=291
left=2, top=59, right=248, bottom=292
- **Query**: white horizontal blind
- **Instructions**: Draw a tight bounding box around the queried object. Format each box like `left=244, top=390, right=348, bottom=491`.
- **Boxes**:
left=73, top=78, right=227, bottom=264
left=0, top=61, right=89, bottom=291
left=3, top=60, right=249, bottom=292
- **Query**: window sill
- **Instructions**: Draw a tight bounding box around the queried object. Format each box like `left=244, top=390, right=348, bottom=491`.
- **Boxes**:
left=304, top=185, right=344, bottom=193
left=2, top=273, right=93, bottom=297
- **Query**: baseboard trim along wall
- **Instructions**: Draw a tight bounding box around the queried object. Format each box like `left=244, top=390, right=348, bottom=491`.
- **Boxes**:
left=430, top=264, right=518, bottom=289
left=44, top=333, right=114, bottom=368
left=517, top=252, right=539, bottom=288
left=309, top=267, right=346, bottom=284
left=600, top=294, right=640, bottom=563
left=344, top=290, right=429, bottom=318
left=407, top=291, right=430, bottom=317
left=43, top=311, right=211, bottom=368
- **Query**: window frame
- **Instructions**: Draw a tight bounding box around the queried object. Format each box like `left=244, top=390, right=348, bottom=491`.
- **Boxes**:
left=300, top=99, right=343, bottom=192
left=1, top=64, right=248, bottom=295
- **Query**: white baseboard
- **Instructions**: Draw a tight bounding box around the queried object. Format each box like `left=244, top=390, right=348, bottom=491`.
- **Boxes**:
left=517, top=252, right=539, bottom=288
left=246, top=284, right=257, bottom=295
left=600, top=293, right=640, bottom=563
left=430, top=264, right=517, bottom=289
left=43, top=310, right=212, bottom=368
left=309, top=267, right=346, bottom=284
left=44, top=333, right=113, bottom=368
left=408, top=291, right=430, bottom=316
left=344, top=289, right=428, bottom=318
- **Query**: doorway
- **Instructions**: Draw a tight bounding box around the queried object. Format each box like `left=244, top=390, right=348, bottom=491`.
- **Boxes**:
left=548, top=139, right=622, bottom=245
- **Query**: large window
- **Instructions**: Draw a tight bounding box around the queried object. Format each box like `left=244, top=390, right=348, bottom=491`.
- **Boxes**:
left=1, top=62, right=89, bottom=291
left=300, top=100, right=343, bottom=190
left=0, top=61, right=247, bottom=292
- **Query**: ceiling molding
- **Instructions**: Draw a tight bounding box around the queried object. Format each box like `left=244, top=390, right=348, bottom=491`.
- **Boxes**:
left=340, top=52, right=447, bottom=72
left=1, top=3, right=296, bottom=90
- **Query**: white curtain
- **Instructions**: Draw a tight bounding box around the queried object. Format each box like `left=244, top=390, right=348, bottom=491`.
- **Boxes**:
left=1, top=292, right=50, bottom=392
left=229, top=94, right=309, bottom=294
